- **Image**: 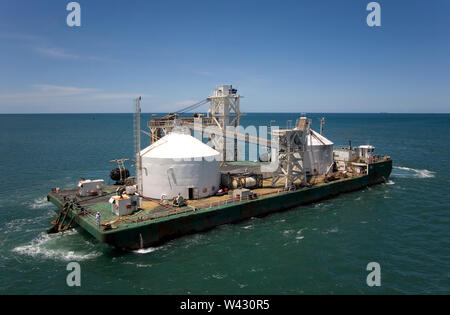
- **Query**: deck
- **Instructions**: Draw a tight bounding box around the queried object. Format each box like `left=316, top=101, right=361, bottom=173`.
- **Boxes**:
left=47, top=170, right=360, bottom=233
left=46, top=158, right=392, bottom=248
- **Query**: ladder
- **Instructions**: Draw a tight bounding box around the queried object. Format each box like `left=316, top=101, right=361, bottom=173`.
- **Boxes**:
left=47, top=200, right=78, bottom=234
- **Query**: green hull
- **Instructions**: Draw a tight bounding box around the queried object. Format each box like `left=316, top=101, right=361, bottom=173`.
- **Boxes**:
left=48, top=160, right=392, bottom=250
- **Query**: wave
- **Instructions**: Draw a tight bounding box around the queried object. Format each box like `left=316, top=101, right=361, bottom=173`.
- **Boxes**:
left=23, top=196, right=50, bottom=210
left=132, top=247, right=161, bottom=254
left=12, top=231, right=101, bottom=261
left=392, top=166, right=435, bottom=179
left=297, top=228, right=307, bottom=234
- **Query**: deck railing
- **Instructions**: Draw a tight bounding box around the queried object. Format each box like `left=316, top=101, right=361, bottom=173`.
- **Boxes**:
left=192, top=188, right=287, bottom=210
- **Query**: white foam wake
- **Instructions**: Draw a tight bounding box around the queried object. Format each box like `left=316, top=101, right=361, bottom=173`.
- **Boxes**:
left=12, top=231, right=101, bottom=261
left=28, top=196, right=50, bottom=209
left=132, top=247, right=161, bottom=254
left=393, top=166, right=435, bottom=178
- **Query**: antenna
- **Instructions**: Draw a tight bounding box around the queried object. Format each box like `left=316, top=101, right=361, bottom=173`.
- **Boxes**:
left=134, top=97, right=143, bottom=194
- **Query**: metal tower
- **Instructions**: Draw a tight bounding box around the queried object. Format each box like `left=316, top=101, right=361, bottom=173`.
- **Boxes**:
left=270, top=117, right=311, bottom=189
left=206, top=85, right=242, bottom=161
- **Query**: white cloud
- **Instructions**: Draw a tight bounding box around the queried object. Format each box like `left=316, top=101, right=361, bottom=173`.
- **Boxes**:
left=35, top=47, right=79, bottom=59
left=0, top=33, right=42, bottom=41
left=1, top=33, right=78, bottom=59
left=33, top=84, right=97, bottom=95
left=0, top=84, right=152, bottom=112
left=1, top=33, right=109, bottom=61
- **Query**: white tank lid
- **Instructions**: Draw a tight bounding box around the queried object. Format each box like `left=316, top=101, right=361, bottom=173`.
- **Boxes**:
left=141, top=132, right=220, bottom=159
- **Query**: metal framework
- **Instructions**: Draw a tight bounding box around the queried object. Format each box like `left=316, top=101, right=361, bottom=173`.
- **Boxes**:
left=206, top=85, right=241, bottom=160
left=148, top=85, right=242, bottom=161
left=149, top=116, right=216, bottom=143
left=270, top=117, right=311, bottom=189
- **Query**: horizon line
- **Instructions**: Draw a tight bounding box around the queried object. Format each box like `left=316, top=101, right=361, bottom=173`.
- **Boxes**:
left=0, top=112, right=449, bottom=115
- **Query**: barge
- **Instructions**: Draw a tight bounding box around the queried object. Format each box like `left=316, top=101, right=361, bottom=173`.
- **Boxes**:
left=46, top=85, right=393, bottom=249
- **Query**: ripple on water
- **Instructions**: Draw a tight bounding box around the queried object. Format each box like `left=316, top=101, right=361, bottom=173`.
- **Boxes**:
left=0, top=210, right=54, bottom=235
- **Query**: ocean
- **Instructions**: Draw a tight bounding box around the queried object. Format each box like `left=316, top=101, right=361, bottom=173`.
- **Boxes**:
left=0, top=113, right=448, bottom=294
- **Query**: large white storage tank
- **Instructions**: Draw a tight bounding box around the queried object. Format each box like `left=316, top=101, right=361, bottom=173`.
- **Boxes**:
left=140, top=131, right=221, bottom=200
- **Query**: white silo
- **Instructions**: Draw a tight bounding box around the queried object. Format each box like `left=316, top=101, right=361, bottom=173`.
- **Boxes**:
left=140, top=131, right=221, bottom=200
left=302, top=130, right=334, bottom=175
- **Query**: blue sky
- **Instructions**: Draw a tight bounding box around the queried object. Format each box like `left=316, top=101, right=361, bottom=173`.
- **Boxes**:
left=0, top=0, right=449, bottom=113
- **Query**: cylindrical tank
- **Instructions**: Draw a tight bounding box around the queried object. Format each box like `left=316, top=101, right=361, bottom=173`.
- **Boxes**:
left=140, top=132, right=221, bottom=199
left=231, top=176, right=257, bottom=189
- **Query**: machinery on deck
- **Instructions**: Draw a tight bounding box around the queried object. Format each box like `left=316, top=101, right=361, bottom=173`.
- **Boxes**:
left=109, top=158, right=130, bottom=185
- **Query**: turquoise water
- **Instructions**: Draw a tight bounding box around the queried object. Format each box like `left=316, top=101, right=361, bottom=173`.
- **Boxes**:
left=0, top=113, right=449, bottom=294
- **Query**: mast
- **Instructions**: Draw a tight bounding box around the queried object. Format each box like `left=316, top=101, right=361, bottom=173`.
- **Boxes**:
left=319, top=117, right=325, bottom=135
left=134, top=96, right=143, bottom=194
